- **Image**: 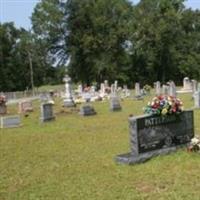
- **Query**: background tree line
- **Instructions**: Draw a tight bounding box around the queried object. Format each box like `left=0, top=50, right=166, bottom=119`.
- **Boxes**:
left=1, top=0, right=200, bottom=91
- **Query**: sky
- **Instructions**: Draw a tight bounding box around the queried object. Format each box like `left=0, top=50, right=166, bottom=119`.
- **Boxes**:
left=0, top=0, right=200, bottom=30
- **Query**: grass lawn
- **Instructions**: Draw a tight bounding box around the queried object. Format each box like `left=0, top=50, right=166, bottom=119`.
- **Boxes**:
left=0, top=93, right=200, bottom=200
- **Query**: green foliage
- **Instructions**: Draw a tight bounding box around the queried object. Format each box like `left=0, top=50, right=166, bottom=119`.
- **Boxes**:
left=1, top=0, right=200, bottom=91
left=0, top=23, right=61, bottom=91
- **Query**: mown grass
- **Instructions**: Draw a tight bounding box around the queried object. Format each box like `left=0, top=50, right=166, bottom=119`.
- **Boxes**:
left=0, top=93, right=200, bottom=200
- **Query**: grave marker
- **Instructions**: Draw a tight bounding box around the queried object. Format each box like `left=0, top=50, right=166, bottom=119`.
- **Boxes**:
left=116, top=110, right=194, bottom=164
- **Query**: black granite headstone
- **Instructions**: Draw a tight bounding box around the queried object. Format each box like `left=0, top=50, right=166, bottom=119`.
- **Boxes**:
left=116, top=110, right=194, bottom=164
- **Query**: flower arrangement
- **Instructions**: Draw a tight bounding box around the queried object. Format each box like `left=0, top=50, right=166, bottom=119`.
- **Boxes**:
left=144, top=95, right=183, bottom=115
left=0, top=95, right=6, bottom=105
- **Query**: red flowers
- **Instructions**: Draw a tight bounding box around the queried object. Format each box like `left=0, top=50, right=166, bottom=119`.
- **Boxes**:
left=144, top=95, right=183, bottom=115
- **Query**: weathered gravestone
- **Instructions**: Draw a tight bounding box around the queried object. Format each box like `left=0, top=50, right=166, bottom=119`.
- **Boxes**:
left=18, top=100, right=33, bottom=113
left=116, top=110, right=194, bottom=164
left=40, top=103, right=55, bottom=122
left=0, top=115, right=21, bottom=128
left=110, top=96, right=121, bottom=111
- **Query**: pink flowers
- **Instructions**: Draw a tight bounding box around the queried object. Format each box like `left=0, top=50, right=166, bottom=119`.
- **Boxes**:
left=144, top=95, right=183, bottom=115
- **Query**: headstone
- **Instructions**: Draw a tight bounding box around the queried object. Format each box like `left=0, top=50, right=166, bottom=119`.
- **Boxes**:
left=18, top=100, right=33, bottom=113
left=63, top=75, right=75, bottom=107
left=39, top=92, right=49, bottom=102
left=116, top=110, right=194, bottom=164
left=104, top=80, right=108, bottom=88
left=123, top=85, right=130, bottom=97
left=110, top=96, right=121, bottom=111
left=0, top=95, right=7, bottom=115
left=194, top=91, right=200, bottom=108
left=162, top=85, right=169, bottom=95
left=114, top=80, right=118, bottom=92
left=110, top=84, right=115, bottom=96
left=135, top=82, right=141, bottom=97
left=155, top=81, right=161, bottom=96
left=0, top=103, right=7, bottom=115
left=40, top=103, right=55, bottom=122
left=77, top=84, right=83, bottom=94
left=100, top=83, right=105, bottom=97
left=0, top=115, right=21, bottom=128
left=183, top=77, right=192, bottom=90
left=191, top=79, right=198, bottom=93
left=79, top=92, right=96, bottom=116
left=168, top=81, right=176, bottom=97
left=79, top=104, right=96, bottom=116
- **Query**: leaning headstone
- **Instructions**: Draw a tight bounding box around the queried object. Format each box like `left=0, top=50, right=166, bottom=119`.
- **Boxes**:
left=63, top=75, right=75, bottom=107
left=40, top=103, right=55, bottom=122
left=116, top=110, right=194, bottom=164
left=18, top=100, right=33, bottom=113
left=0, top=115, right=21, bottom=128
left=194, top=91, right=200, bottom=108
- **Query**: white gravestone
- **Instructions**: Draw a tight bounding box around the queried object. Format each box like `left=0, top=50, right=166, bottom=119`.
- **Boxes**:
left=191, top=79, right=198, bottom=93
left=155, top=81, right=161, bottom=96
left=162, top=85, right=169, bottom=95
left=0, top=115, right=21, bottom=128
left=168, top=81, right=176, bottom=97
left=183, top=77, right=192, bottom=91
left=135, top=83, right=141, bottom=97
left=63, top=75, right=75, bottom=107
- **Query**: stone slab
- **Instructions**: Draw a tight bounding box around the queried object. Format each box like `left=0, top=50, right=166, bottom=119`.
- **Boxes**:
left=0, top=115, right=21, bottom=128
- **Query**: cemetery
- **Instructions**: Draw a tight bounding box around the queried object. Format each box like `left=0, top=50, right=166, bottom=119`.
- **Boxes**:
left=1, top=0, right=200, bottom=199
left=1, top=79, right=200, bottom=200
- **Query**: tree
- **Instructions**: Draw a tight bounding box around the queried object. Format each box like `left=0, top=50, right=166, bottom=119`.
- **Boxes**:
left=129, top=0, right=185, bottom=84
left=31, top=0, right=133, bottom=85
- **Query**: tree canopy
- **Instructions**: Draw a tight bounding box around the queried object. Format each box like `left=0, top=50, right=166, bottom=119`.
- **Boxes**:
left=1, top=0, right=200, bottom=91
